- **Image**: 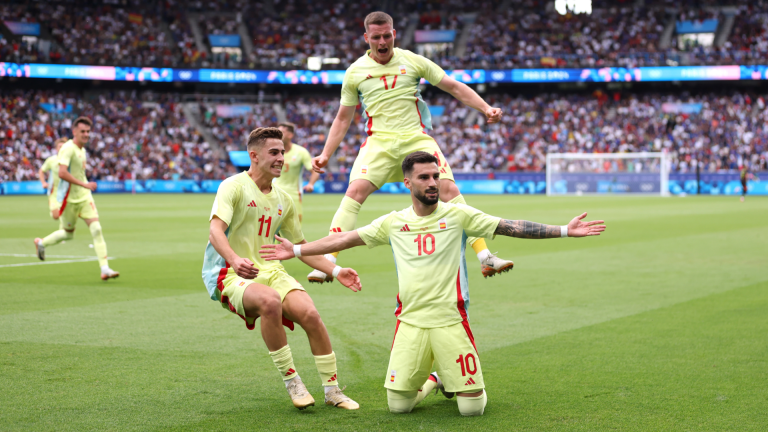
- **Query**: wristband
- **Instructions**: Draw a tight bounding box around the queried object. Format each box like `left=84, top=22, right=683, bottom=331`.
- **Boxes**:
left=293, top=244, right=302, bottom=257
left=561, top=225, right=569, bottom=238
left=331, top=265, right=342, bottom=278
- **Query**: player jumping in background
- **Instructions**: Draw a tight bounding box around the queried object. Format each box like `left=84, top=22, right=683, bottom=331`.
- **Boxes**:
left=38, top=137, right=68, bottom=220
left=34, top=117, right=119, bottom=280
left=308, top=11, right=513, bottom=283
left=273, top=122, right=320, bottom=224
left=261, top=151, right=606, bottom=416
left=203, top=127, right=360, bottom=411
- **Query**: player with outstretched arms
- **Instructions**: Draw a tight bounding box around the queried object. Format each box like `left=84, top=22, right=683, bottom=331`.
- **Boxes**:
left=272, top=122, right=320, bottom=224
left=308, top=11, right=513, bottom=283
left=202, top=127, right=360, bottom=411
left=38, top=137, right=68, bottom=220
left=261, top=151, right=606, bottom=416
left=34, top=118, right=119, bottom=280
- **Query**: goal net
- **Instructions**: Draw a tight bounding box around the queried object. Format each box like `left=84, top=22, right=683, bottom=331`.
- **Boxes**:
left=546, top=152, right=670, bottom=196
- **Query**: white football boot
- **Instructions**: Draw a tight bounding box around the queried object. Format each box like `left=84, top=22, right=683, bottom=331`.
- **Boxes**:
left=324, top=385, right=359, bottom=410
left=34, top=238, right=45, bottom=261
left=286, top=377, right=315, bottom=410
left=431, top=372, right=455, bottom=399
left=307, top=254, right=336, bottom=284
left=100, top=267, right=120, bottom=281
left=481, top=252, right=514, bottom=278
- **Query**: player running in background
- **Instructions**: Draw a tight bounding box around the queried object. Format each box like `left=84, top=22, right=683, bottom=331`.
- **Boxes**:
left=203, top=127, right=360, bottom=411
left=307, top=11, right=513, bottom=284
left=273, top=122, right=320, bottom=224
left=38, top=137, right=68, bottom=219
left=261, top=151, right=606, bottom=416
left=739, top=166, right=759, bottom=202
left=33, top=117, right=119, bottom=280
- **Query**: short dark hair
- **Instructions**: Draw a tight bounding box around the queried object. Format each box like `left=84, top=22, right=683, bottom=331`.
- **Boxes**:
left=402, top=151, right=438, bottom=177
left=247, top=127, right=283, bottom=150
left=364, top=11, right=393, bottom=32
left=73, top=116, right=92, bottom=129
left=277, top=122, right=296, bottom=134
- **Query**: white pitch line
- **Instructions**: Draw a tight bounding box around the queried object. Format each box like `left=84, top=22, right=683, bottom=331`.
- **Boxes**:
left=0, top=253, right=96, bottom=258
left=0, top=258, right=101, bottom=268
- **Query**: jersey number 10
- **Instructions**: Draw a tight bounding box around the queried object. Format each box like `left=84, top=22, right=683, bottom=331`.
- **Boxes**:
left=414, top=233, right=435, bottom=255
left=258, top=215, right=272, bottom=237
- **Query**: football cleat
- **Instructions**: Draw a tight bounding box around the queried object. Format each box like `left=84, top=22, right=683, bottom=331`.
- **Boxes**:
left=286, top=377, right=315, bottom=410
left=431, top=372, right=454, bottom=399
left=100, top=268, right=120, bottom=281
left=307, top=269, right=333, bottom=284
left=481, top=252, right=514, bottom=278
left=324, top=385, right=359, bottom=410
left=34, top=238, right=45, bottom=261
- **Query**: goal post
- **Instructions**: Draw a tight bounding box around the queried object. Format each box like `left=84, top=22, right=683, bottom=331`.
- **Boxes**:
left=546, top=152, right=670, bottom=196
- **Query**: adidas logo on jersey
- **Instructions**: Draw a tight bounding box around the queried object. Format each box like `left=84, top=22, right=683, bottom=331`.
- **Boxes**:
left=327, top=373, right=337, bottom=383
left=399, top=224, right=410, bottom=232
left=247, top=200, right=258, bottom=208
left=465, top=377, right=476, bottom=386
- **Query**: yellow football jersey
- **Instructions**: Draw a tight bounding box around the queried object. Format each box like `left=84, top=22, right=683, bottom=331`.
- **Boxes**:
left=202, top=172, right=304, bottom=300
left=340, top=48, right=446, bottom=136
left=357, top=202, right=500, bottom=329
left=273, top=144, right=312, bottom=197
left=40, top=154, right=60, bottom=196
left=56, top=140, right=91, bottom=204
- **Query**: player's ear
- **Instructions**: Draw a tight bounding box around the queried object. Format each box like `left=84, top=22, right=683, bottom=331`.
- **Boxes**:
left=403, top=177, right=411, bottom=190
left=392, top=29, right=396, bottom=39
left=364, top=32, right=369, bottom=44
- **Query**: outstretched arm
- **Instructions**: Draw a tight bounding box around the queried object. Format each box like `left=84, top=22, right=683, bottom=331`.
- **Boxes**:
left=312, top=104, right=356, bottom=173
left=495, top=213, right=606, bottom=239
left=260, top=231, right=366, bottom=261
left=435, top=75, right=502, bottom=124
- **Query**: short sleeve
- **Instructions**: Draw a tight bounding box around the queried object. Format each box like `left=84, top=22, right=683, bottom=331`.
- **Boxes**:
left=357, top=212, right=395, bottom=248
left=58, top=145, right=73, bottom=168
left=209, top=180, right=238, bottom=225
left=413, top=54, right=446, bottom=85
left=455, top=204, right=500, bottom=239
left=340, top=67, right=359, bottom=107
left=301, top=148, right=313, bottom=170
left=41, top=156, right=54, bottom=171
left=278, top=196, right=304, bottom=244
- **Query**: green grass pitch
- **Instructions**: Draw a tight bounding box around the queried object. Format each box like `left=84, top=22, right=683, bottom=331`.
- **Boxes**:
left=1, top=193, right=766, bottom=431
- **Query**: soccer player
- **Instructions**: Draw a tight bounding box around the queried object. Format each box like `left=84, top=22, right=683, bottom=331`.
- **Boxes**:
left=38, top=137, right=68, bottom=220
left=739, top=166, right=759, bottom=202
left=261, top=151, right=606, bottom=416
left=273, top=122, right=320, bottom=223
left=308, top=11, right=513, bottom=284
left=203, top=127, right=360, bottom=411
left=33, top=117, right=119, bottom=280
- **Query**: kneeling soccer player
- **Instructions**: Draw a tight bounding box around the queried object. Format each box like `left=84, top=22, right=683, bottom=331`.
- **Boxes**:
left=203, top=127, right=360, bottom=411
left=261, top=151, right=607, bottom=416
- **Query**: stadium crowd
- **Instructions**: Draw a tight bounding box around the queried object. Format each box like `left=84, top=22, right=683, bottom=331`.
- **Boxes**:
left=3, top=0, right=768, bottom=70
left=1, top=90, right=230, bottom=183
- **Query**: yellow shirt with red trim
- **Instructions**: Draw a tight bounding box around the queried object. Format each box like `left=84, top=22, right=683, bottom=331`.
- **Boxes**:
left=273, top=143, right=312, bottom=198
left=40, top=154, right=60, bottom=196
left=202, top=172, right=303, bottom=300
left=357, top=202, right=500, bottom=328
left=340, top=48, right=446, bottom=136
left=56, top=140, right=91, bottom=204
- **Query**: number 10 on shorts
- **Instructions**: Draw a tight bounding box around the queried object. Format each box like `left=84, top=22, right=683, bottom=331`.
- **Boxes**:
left=456, top=353, right=477, bottom=376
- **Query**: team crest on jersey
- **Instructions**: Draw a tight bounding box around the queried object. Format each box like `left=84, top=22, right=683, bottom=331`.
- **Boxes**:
left=439, top=218, right=447, bottom=230
left=278, top=204, right=283, bottom=216
left=390, top=370, right=396, bottom=383
left=399, top=65, right=407, bottom=74
left=361, top=165, right=368, bottom=175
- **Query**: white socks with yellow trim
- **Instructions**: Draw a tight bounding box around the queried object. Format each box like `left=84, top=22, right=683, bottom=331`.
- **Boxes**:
left=314, top=351, right=340, bottom=395
left=270, top=345, right=299, bottom=386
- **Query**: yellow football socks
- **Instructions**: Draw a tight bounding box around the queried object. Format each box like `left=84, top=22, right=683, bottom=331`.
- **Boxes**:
left=414, top=374, right=438, bottom=405
left=314, top=351, right=338, bottom=387
left=41, top=229, right=73, bottom=247
left=448, top=195, right=489, bottom=255
left=88, top=221, right=108, bottom=267
left=328, top=196, right=362, bottom=258
left=270, top=344, right=298, bottom=381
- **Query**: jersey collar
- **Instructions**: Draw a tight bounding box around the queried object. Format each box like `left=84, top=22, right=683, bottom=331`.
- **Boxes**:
left=365, top=48, right=399, bottom=67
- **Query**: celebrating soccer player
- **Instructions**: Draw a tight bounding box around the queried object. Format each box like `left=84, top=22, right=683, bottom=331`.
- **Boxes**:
left=261, top=151, right=606, bottom=416
left=272, top=122, right=320, bottom=224
left=34, top=118, right=119, bottom=280
left=202, top=127, right=360, bottom=411
left=38, top=137, right=68, bottom=220
left=307, top=11, right=513, bottom=284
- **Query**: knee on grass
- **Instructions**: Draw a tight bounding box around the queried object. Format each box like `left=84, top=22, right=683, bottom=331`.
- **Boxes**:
left=457, top=391, right=487, bottom=416
left=387, top=389, right=419, bottom=414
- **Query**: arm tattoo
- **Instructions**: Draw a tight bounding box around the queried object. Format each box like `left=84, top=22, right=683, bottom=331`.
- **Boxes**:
left=494, top=219, right=561, bottom=239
